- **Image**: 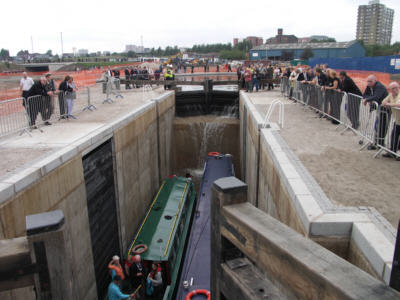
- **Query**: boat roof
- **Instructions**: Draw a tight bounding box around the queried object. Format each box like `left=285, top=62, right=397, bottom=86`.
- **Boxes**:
left=127, top=176, right=193, bottom=262
left=176, top=154, right=234, bottom=299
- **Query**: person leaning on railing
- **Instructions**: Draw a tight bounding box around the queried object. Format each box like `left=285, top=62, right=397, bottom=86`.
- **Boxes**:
left=381, top=82, right=400, bottom=160
left=44, top=73, right=58, bottom=124
left=362, top=75, right=389, bottom=150
left=314, top=68, right=328, bottom=87
left=322, top=69, right=342, bottom=124
left=26, top=77, right=54, bottom=129
left=339, top=71, right=362, bottom=130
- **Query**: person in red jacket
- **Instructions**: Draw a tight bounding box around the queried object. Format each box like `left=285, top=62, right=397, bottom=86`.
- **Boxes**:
left=244, top=67, right=252, bottom=93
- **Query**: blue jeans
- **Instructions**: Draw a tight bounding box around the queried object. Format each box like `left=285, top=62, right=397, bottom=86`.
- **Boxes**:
left=251, top=78, right=259, bottom=92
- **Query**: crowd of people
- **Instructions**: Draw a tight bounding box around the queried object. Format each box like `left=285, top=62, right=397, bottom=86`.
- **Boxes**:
left=280, top=64, right=400, bottom=160
left=19, top=72, right=78, bottom=128
left=236, top=64, right=283, bottom=92
left=107, top=254, right=163, bottom=300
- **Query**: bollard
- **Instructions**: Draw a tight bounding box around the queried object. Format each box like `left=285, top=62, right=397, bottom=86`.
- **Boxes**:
left=26, top=210, right=76, bottom=300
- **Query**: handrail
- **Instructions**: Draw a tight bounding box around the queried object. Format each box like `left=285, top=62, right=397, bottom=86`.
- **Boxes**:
left=262, top=99, right=284, bottom=129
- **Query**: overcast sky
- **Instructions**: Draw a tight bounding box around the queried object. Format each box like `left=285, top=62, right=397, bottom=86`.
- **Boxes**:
left=1, top=0, right=399, bottom=55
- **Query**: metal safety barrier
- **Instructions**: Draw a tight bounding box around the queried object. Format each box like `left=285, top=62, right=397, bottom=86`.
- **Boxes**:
left=288, top=81, right=398, bottom=158
left=103, top=76, right=123, bottom=104
left=374, top=106, right=400, bottom=158
left=0, top=97, right=30, bottom=137
left=280, top=76, right=290, bottom=97
left=25, top=95, right=54, bottom=128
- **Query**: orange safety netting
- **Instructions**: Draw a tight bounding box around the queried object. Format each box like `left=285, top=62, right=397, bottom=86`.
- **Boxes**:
left=0, top=63, right=239, bottom=100
left=339, top=70, right=392, bottom=93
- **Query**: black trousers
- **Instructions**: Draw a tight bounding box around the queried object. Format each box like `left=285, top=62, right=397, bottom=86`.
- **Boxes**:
left=58, top=94, right=66, bottom=116
left=164, top=78, right=173, bottom=90
left=390, top=123, right=400, bottom=152
left=309, top=86, right=317, bottom=108
left=376, top=109, right=390, bottom=146
left=41, top=96, right=52, bottom=121
left=326, top=90, right=342, bottom=121
left=347, top=94, right=361, bottom=129
left=26, top=97, right=40, bottom=126
left=26, top=96, right=52, bottom=126
left=22, top=91, right=29, bottom=102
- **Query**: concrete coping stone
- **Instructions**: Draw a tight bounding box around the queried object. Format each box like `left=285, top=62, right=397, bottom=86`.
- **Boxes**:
left=383, top=263, right=392, bottom=285
left=241, top=92, right=265, bottom=128
left=351, top=222, right=395, bottom=283
left=0, top=182, right=15, bottom=205
left=2, top=166, right=42, bottom=195
left=151, top=91, right=174, bottom=103
left=26, top=209, right=64, bottom=236
left=214, top=176, right=248, bottom=194
left=310, top=213, right=371, bottom=236
left=31, top=151, right=63, bottom=176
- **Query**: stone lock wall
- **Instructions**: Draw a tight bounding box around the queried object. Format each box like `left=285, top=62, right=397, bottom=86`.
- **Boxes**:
left=239, top=91, right=396, bottom=284
left=0, top=92, right=175, bottom=299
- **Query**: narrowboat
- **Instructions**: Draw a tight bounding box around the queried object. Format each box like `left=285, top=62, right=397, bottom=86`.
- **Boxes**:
left=126, top=175, right=196, bottom=300
left=176, top=153, right=234, bottom=300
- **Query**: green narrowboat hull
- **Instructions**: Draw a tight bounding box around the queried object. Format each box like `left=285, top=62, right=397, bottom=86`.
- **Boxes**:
left=126, top=176, right=196, bottom=300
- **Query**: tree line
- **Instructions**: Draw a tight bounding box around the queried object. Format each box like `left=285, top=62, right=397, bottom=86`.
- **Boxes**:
left=361, top=42, right=400, bottom=57
left=4, top=40, right=400, bottom=62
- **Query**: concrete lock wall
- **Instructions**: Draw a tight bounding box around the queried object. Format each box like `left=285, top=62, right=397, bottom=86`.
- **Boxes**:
left=0, top=91, right=174, bottom=299
left=239, top=91, right=396, bottom=284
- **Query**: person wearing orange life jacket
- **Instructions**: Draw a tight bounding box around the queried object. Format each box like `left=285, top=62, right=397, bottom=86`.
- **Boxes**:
left=109, top=255, right=125, bottom=280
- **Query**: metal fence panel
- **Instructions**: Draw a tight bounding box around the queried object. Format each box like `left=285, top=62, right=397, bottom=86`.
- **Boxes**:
left=0, top=98, right=29, bottom=137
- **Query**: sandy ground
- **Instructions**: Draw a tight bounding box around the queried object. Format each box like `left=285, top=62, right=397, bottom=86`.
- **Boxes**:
left=250, top=89, right=400, bottom=228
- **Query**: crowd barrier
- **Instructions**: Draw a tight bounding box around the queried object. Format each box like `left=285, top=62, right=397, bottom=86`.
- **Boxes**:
left=0, top=86, right=98, bottom=137
left=0, top=97, right=29, bottom=136
left=282, top=78, right=399, bottom=159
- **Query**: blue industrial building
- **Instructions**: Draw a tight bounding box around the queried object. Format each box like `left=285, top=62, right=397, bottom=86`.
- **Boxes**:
left=250, top=40, right=365, bottom=60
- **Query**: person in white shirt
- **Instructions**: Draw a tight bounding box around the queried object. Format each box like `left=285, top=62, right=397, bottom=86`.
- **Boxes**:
left=20, top=72, right=34, bottom=102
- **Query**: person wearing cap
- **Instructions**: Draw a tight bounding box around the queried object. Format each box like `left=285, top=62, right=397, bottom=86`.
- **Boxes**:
left=108, top=275, right=135, bottom=300
left=109, top=255, right=125, bottom=280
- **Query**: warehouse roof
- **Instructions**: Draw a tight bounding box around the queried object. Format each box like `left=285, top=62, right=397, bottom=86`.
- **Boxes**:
left=251, top=40, right=359, bottom=51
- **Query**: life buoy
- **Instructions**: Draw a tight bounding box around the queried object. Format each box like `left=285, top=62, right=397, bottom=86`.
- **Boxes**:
left=208, top=152, right=220, bottom=157
left=132, top=244, right=148, bottom=255
left=185, top=289, right=211, bottom=300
